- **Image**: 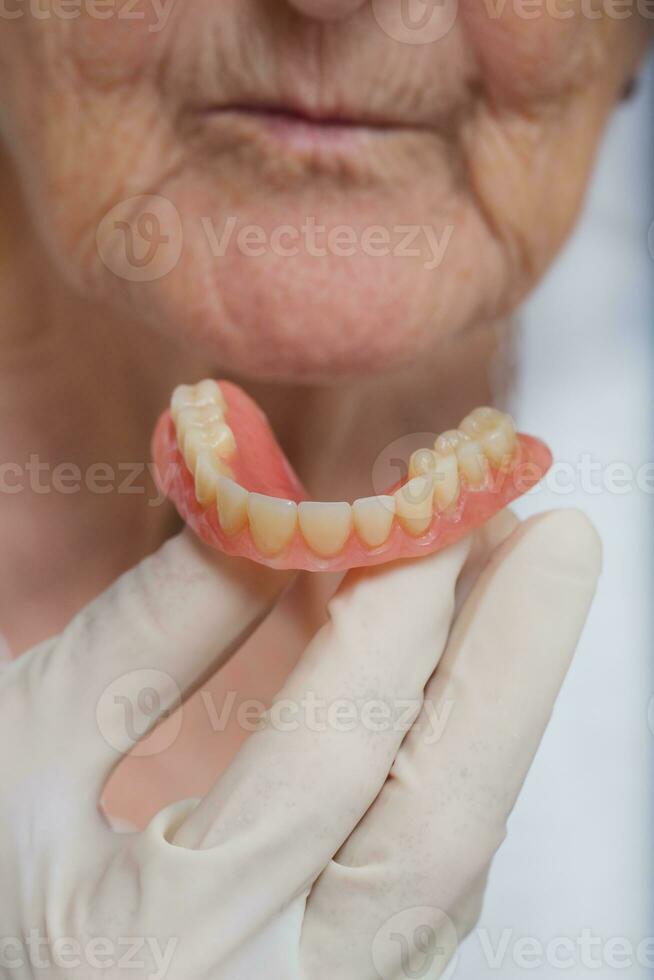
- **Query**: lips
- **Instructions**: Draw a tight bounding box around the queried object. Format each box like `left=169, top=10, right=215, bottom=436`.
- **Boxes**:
left=195, top=102, right=411, bottom=156
left=199, top=100, right=426, bottom=135
left=170, top=3, right=475, bottom=152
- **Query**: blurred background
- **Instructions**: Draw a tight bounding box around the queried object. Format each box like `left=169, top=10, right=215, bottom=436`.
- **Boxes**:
left=459, top=51, right=654, bottom=980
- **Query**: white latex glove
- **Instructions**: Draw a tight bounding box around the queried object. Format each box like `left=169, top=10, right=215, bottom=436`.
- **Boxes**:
left=0, top=509, right=601, bottom=980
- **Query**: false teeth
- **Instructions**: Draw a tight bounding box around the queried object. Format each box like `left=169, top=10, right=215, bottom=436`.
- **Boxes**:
left=298, top=501, right=353, bottom=558
left=177, top=404, right=224, bottom=430
left=432, top=452, right=459, bottom=511
left=171, top=380, right=224, bottom=422
left=195, top=452, right=231, bottom=507
left=216, top=476, right=248, bottom=536
left=352, top=496, right=396, bottom=549
left=460, top=407, right=517, bottom=467
left=248, top=494, right=298, bottom=556
left=455, top=438, right=486, bottom=488
left=170, top=381, right=521, bottom=560
left=434, top=429, right=468, bottom=454
left=409, top=448, right=439, bottom=480
left=182, top=423, right=236, bottom=471
left=394, top=476, right=434, bottom=537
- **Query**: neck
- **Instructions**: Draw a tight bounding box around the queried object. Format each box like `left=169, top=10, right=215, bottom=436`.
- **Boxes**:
left=0, top=159, right=510, bottom=653
left=249, top=323, right=511, bottom=505
left=0, top=157, right=206, bottom=651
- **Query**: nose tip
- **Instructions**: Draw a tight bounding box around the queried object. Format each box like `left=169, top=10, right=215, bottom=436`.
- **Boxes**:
left=285, top=0, right=368, bottom=19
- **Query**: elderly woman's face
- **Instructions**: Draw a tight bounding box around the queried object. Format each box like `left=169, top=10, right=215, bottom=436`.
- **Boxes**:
left=0, top=1, right=648, bottom=379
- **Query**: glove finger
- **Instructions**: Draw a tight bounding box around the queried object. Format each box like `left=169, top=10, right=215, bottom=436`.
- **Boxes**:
left=20, top=528, right=292, bottom=802
left=171, top=536, right=473, bottom=926
left=455, top=506, right=519, bottom=610
left=301, top=509, right=602, bottom=980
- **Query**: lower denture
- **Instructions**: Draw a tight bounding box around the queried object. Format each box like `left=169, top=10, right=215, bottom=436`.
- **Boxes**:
left=152, top=380, right=553, bottom=572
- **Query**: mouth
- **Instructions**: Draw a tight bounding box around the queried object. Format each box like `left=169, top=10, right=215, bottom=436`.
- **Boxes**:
left=152, top=380, right=553, bottom=572
left=195, top=101, right=427, bottom=152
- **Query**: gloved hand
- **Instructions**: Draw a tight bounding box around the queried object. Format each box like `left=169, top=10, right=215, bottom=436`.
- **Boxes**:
left=0, top=509, right=601, bottom=980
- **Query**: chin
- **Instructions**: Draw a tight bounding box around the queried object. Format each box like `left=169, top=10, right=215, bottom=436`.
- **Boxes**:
left=92, top=182, right=509, bottom=384
left=132, top=245, right=490, bottom=384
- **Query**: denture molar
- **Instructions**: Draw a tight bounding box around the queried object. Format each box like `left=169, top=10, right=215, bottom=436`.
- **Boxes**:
left=434, top=429, right=468, bottom=454
left=248, top=494, right=298, bottom=556
left=298, top=501, right=353, bottom=558
left=216, top=476, right=249, bottom=536
left=172, top=380, right=236, bottom=471
left=434, top=429, right=485, bottom=492
left=171, top=379, right=224, bottom=422
left=352, top=495, right=396, bottom=549
left=460, top=407, right=517, bottom=467
left=395, top=475, right=434, bottom=537
left=177, top=403, right=224, bottom=429
left=182, top=423, right=236, bottom=471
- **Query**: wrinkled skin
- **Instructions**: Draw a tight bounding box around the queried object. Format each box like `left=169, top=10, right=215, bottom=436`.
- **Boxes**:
left=0, top=0, right=649, bottom=381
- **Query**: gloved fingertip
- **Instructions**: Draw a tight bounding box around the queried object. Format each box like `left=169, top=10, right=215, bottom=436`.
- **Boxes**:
left=520, top=508, right=603, bottom=582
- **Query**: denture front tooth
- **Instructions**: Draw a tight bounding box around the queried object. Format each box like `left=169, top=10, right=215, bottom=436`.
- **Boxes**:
left=352, top=496, right=395, bottom=549
left=194, top=452, right=231, bottom=507
left=409, top=448, right=438, bottom=480
left=298, top=501, right=353, bottom=558
left=394, top=476, right=434, bottom=537
left=248, top=494, right=298, bottom=556
left=456, top=438, right=486, bottom=488
left=216, top=477, right=249, bottom=536
left=432, top=453, right=460, bottom=512
left=479, top=415, right=517, bottom=467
